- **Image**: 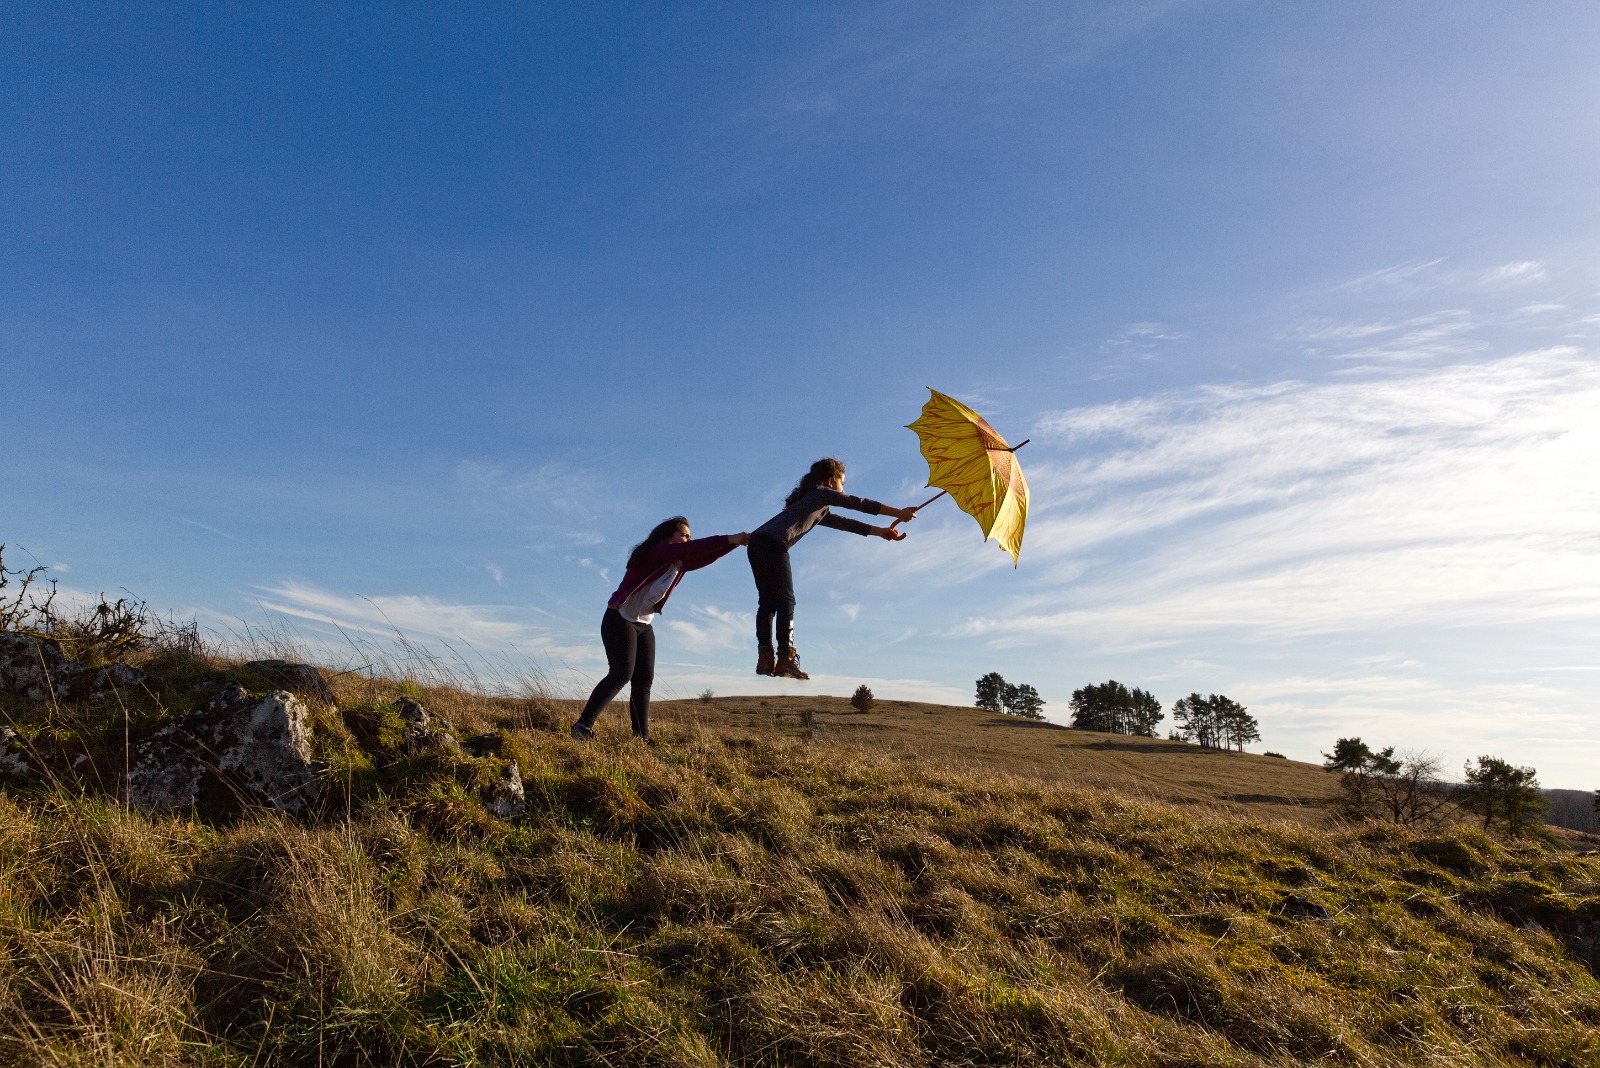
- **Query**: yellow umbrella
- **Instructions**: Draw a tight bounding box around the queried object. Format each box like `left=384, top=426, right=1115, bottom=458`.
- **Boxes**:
left=903, top=388, right=1030, bottom=566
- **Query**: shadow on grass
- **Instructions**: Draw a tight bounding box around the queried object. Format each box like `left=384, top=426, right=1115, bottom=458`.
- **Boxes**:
left=1078, top=739, right=1229, bottom=754
left=980, top=718, right=1068, bottom=730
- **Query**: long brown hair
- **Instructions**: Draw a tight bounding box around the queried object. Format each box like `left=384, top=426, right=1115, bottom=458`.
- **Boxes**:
left=784, top=458, right=845, bottom=507
left=627, top=516, right=689, bottom=569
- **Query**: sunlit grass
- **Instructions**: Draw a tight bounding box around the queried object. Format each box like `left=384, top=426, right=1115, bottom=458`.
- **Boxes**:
left=1, top=654, right=1598, bottom=1065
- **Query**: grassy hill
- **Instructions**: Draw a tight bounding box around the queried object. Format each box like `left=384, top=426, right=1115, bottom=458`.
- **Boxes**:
left=2, top=655, right=1599, bottom=1066
left=643, top=694, right=1344, bottom=826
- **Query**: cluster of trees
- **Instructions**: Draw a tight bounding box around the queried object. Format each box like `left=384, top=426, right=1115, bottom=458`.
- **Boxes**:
left=1323, top=737, right=1548, bottom=836
left=974, top=673, right=1046, bottom=720
left=990, top=676, right=1266, bottom=751
left=1170, top=693, right=1260, bottom=751
left=1068, top=681, right=1163, bottom=736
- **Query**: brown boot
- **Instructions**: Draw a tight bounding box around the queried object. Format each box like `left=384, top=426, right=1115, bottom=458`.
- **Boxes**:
left=774, top=649, right=809, bottom=680
left=756, top=647, right=776, bottom=676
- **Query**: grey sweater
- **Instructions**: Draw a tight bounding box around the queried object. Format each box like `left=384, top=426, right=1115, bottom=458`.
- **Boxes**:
left=752, top=488, right=885, bottom=549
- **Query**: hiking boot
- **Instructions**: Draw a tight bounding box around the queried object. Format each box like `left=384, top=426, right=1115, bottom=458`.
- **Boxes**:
left=756, top=647, right=776, bottom=676
left=570, top=722, right=593, bottom=742
left=773, top=649, right=809, bottom=680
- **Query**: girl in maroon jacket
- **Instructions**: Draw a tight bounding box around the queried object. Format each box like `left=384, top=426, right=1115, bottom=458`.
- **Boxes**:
left=748, top=458, right=918, bottom=680
left=571, top=517, right=749, bottom=742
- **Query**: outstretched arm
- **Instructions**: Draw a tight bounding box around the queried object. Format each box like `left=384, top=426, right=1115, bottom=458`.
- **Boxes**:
left=649, top=533, right=748, bottom=571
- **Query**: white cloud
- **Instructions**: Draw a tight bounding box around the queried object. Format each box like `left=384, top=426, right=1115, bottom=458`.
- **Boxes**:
left=1484, top=260, right=1546, bottom=285
left=1336, top=258, right=1445, bottom=292
left=257, top=581, right=549, bottom=648
left=662, top=604, right=751, bottom=654
left=964, top=347, right=1600, bottom=648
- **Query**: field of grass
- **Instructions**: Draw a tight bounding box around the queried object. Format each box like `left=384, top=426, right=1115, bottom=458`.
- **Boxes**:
left=643, top=695, right=1344, bottom=826
left=2, top=658, right=1599, bottom=1066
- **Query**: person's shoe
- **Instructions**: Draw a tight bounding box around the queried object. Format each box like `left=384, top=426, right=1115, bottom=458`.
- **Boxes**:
left=773, top=649, right=809, bottom=680
left=756, top=647, right=777, bottom=676
left=570, top=722, right=593, bottom=741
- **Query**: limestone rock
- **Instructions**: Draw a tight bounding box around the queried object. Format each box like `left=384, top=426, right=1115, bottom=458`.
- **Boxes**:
left=0, top=726, right=29, bottom=777
left=394, top=696, right=429, bottom=727
left=393, top=696, right=455, bottom=753
left=482, top=759, right=526, bottom=820
left=127, top=686, right=320, bottom=815
left=0, top=633, right=146, bottom=702
left=244, top=660, right=336, bottom=705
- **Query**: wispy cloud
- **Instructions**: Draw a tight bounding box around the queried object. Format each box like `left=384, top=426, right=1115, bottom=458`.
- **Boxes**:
left=662, top=604, right=751, bottom=654
left=752, top=0, right=1198, bottom=125
left=1484, top=260, right=1546, bottom=285
left=965, top=347, right=1600, bottom=647
left=258, top=581, right=553, bottom=648
left=1336, top=258, right=1445, bottom=292
left=179, top=517, right=237, bottom=539
left=456, top=459, right=604, bottom=519
left=1303, top=309, right=1481, bottom=364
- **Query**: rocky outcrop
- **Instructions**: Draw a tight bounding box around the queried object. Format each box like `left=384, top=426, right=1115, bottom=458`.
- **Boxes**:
left=244, top=660, right=336, bottom=705
left=0, top=633, right=146, bottom=702
left=126, top=684, right=320, bottom=814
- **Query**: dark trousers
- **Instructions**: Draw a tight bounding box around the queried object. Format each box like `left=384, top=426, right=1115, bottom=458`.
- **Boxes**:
left=576, top=608, right=656, bottom=737
left=747, top=536, right=795, bottom=654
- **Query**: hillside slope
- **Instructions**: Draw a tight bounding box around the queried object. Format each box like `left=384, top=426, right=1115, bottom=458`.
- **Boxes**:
left=2, top=659, right=1598, bottom=1066
left=643, top=694, right=1343, bottom=826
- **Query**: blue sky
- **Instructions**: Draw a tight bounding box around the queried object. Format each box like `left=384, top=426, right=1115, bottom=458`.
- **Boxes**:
left=6, top=1, right=1600, bottom=787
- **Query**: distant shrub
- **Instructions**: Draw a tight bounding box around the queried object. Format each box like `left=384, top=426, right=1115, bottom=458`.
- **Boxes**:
left=698, top=688, right=716, bottom=704
left=851, top=684, right=873, bottom=713
left=1263, top=751, right=1287, bottom=759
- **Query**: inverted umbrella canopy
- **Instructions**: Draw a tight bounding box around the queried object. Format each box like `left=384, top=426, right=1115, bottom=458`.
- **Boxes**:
left=905, top=388, right=1030, bottom=565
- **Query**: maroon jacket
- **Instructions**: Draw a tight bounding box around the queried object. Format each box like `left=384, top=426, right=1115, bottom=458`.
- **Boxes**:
left=605, top=535, right=740, bottom=616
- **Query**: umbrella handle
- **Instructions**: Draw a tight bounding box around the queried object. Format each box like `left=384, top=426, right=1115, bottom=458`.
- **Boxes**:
left=891, top=491, right=947, bottom=530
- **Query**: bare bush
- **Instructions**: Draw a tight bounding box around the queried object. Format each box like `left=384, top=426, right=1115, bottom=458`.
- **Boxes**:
left=0, top=543, right=55, bottom=636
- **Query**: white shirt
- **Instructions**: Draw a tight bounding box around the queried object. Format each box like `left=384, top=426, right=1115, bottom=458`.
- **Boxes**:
left=615, top=563, right=681, bottom=624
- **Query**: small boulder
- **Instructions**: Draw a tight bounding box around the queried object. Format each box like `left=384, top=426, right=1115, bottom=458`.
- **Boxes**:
left=482, top=759, right=527, bottom=820
left=1279, top=893, right=1330, bottom=920
left=393, top=696, right=455, bottom=753
left=245, top=660, right=336, bottom=705
left=127, top=686, right=321, bottom=815
left=394, top=696, right=429, bottom=727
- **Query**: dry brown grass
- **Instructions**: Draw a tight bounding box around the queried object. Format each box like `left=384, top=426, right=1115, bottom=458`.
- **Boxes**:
left=639, top=693, right=1343, bottom=826
left=1, top=669, right=1599, bottom=1066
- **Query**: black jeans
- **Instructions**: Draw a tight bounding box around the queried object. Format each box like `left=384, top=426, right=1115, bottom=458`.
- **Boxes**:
left=575, top=607, right=656, bottom=737
left=747, top=535, right=795, bottom=654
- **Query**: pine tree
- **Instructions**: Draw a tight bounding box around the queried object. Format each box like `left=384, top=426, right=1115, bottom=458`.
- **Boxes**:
left=1172, top=693, right=1259, bottom=751
left=975, top=672, right=1007, bottom=712
left=1460, top=756, right=1547, bottom=837
left=1069, top=681, right=1162, bottom=736
left=1008, top=683, right=1046, bottom=720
